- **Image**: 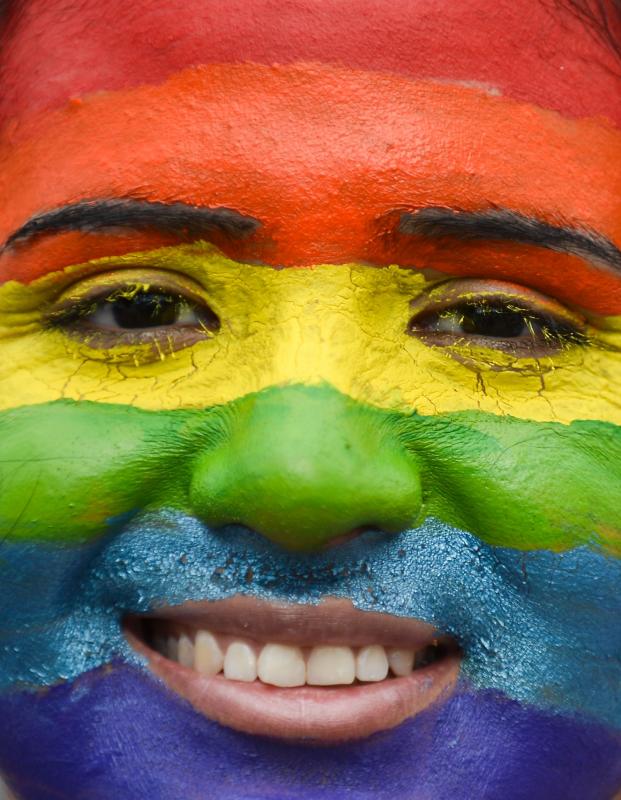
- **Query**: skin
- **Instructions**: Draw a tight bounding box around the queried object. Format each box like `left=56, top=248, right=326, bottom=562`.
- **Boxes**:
left=0, top=1, right=620, bottom=798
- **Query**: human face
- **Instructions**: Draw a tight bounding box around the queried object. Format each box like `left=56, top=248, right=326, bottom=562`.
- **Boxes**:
left=0, top=1, right=620, bottom=798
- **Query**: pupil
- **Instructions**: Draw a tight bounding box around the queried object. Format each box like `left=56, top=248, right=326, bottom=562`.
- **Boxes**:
left=111, top=292, right=179, bottom=329
left=460, top=304, right=527, bottom=338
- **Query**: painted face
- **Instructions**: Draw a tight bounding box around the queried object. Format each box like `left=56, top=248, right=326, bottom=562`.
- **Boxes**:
left=0, top=1, right=620, bottom=798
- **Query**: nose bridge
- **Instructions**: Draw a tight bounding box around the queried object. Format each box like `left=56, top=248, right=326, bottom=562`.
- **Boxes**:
left=189, top=385, right=422, bottom=551
left=267, top=269, right=363, bottom=393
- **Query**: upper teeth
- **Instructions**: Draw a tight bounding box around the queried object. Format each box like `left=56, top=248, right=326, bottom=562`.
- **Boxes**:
left=194, top=630, right=224, bottom=676
left=153, top=629, right=438, bottom=687
left=258, top=643, right=306, bottom=687
left=224, top=642, right=257, bottom=682
left=356, top=645, right=389, bottom=682
left=307, top=645, right=356, bottom=685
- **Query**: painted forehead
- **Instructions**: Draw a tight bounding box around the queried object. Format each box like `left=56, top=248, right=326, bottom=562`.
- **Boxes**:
left=0, top=64, right=620, bottom=314
left=0, top=0, right=620, bottom=124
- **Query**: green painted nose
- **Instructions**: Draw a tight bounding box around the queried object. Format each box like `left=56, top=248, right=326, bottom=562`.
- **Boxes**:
left=189, top=385, right=422, bottom=551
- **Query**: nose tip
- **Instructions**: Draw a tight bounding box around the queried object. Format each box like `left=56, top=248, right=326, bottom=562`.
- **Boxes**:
left=189, top=385, right=421, bottom=551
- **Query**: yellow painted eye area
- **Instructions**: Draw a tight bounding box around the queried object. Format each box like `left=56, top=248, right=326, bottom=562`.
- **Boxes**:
left=408, top=279, right=587, bottom=356
left=2, top=248, right=620, bottom=423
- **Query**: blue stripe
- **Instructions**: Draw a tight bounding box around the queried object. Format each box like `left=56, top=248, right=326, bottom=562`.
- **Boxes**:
left=1, top=511, right=620, bottom=727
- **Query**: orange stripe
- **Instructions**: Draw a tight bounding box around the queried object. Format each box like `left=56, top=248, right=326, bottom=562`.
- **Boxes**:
left=1, top=64, right=620, bottom=311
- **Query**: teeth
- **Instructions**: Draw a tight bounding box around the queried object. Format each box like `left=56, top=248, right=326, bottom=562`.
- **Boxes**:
left=223, top=642, right=257, bottom=682
left=167, top=636, right=179, bottom=662
left=387, top=648, right=415, bottom=677
left=307, top=646, right=356, bottom=686
left=194, top=630, right=224, bottom=676
left=153, top=635, right=168, bottom=657
left=258, top=643, right=306, bottom=687
left=154, top=628, right=440, bottom=686
left=177, top=634, right=195, bottom=668
left=356, top=645, right=389, bottom=682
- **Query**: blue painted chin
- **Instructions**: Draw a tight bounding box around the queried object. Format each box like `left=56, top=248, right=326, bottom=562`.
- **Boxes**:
left=0, top=511, right=620, bottom=798
left=0, top=663, right=620, bottom=800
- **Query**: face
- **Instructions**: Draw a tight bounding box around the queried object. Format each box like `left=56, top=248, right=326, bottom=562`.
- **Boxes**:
left=0, top=1, right=620, bottom=798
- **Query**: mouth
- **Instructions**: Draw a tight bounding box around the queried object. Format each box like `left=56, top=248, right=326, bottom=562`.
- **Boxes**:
left=125, top=596, right=461, bottom=741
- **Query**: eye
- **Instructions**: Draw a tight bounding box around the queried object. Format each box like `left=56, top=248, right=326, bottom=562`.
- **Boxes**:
left=48, top=275, right=220, bottom=351
left=82, top=289, right=208, bottom=330
left=407, top=280, right=587, bottom=356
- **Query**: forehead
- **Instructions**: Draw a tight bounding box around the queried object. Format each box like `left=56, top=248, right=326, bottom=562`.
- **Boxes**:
left=0, top=0, right=620, bottom=126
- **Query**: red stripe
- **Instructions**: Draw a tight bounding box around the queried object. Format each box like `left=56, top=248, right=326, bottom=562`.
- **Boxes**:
left=1, top=0, right=620, bottom=125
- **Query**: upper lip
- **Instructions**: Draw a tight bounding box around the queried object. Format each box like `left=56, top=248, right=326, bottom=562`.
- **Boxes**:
left=136, top=595, right=452, bottom=648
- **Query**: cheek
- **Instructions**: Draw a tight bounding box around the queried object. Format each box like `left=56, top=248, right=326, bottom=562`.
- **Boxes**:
left=0, top=401, right=184, bottom=544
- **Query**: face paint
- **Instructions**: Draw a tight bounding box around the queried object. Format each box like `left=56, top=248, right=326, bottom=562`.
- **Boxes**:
left=1, top=2, right=621, bottom=797
left=1, top=66, right=620, bottom=301
left=2, top=247, right=621, bottom=421
left=2, top=0, right=621, bottom=124
left=1, top=258, right=621, bottom=552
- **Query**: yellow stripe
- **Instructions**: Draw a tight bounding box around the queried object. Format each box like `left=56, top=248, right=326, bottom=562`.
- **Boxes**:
left=1, top=242, right=621, bottom=424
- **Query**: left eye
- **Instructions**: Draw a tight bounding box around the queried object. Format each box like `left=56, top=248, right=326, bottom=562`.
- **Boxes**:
left=407, top=282, right=587, bottom=355
left=49, top=282, right=221, bottom=351
left=421, top=301, right=556, bottom=340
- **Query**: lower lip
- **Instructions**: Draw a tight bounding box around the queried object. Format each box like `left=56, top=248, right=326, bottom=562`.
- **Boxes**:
left=127, top=629, right=461, bottom=741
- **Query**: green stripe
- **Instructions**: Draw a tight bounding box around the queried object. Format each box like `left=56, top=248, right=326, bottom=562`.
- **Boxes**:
left=0, top=384, right=619, bottom=554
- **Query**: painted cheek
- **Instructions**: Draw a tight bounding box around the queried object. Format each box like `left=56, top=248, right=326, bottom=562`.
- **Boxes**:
left=0, top=402, right=192, bottom=543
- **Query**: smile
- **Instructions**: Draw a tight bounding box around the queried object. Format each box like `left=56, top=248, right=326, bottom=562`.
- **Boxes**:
left=125, top=597, right=461, bottom=741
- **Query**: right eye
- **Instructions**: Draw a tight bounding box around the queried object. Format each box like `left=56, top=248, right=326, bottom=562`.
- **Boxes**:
left=48, top=277, right=220, bottom=351
left=80, top=289, right=212, bottom=331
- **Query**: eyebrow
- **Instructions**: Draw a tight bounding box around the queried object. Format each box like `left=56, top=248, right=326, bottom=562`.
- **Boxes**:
left=1, top=198, right=260, bottom=251
left=399, top=207, right=621, bottom=273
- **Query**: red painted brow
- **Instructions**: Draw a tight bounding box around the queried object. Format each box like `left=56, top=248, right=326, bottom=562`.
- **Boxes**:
left=1, top=0, right=620, bottom=125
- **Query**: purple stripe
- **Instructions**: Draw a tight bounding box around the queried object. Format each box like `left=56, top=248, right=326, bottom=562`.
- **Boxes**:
left=1, top=664, right=620, bottom=800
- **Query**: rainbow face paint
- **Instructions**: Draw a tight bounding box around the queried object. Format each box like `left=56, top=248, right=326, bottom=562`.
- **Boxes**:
left=1, top=0, right=621, bottom=797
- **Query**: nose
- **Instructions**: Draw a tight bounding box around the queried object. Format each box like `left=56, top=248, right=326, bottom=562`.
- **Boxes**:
left=189, top=385, right=422, bottom=551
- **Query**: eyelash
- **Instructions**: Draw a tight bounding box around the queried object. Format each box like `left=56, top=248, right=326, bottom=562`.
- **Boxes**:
left=410, top=300, right=587, bottom=339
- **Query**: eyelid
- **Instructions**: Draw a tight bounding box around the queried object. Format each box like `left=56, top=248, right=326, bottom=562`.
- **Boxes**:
left=45, top=267, right=212, bottom=320
left=408, top=278, right=587, bottom=329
